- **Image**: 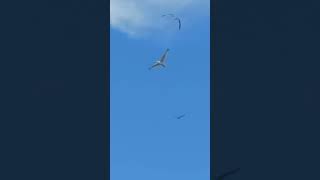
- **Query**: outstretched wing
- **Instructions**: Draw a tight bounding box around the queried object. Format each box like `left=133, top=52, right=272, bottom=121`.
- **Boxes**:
left=175, top=18, right=181, bottom=30
left=159, top=49, right=170, bottom=63
left=162, top=14, right=181, bottom=30
left=149, top=63, right=160, bottom=70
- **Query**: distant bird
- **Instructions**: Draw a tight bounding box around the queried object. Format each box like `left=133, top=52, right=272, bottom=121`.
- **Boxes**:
left=162, top=14, right=175, bottom=17
left=162, top=14, right=181, bottom=30
left=149, top=48, right=170, bottom=70
left=215, top=168, right=240, bottom=180
left=176, top=114, right=186, bottom=119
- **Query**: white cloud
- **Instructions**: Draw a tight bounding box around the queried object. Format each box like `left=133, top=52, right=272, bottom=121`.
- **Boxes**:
left=110, top=0, right=209, bottom=37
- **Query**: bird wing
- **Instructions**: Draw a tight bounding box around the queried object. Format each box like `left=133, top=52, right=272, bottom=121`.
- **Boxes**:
left=159, top=49, right=169, bottom=63
left=177, top=114, right=185, bottom=119
left=149, top=63, right=160, bottom=70
left=178, top=19, right=181, bottom=30
left=174, top=18, right=181, bottom=30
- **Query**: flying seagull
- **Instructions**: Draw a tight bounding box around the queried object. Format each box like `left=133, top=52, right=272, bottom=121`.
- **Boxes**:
left=176, top=114, right=186, bottom=119
left=215, top=168, right=240, bottom=180
left=149, top=48, right=170, bottom=70
left=162, top=14, right=181, bottom=30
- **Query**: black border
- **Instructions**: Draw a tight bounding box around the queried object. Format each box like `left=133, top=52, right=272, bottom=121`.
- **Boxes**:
left=211, top=0, right=216, bottom=178
left=1, top=0, right=110, bottom=179
left=104, top=0, right=110, bottom=178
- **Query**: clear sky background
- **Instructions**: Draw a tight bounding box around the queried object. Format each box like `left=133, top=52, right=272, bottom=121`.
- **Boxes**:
left=110, top=0, right=210, bottom=179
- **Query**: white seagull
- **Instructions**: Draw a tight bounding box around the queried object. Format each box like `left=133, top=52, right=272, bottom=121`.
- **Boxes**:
left=149, top=48, right=170, bottom=70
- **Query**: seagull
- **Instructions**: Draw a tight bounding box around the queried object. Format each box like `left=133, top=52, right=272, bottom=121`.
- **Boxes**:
left=176, top=114, right=186, bottom=119
left=215, top=168, right=240, bottom=180
left=149, top=48, right=170, bottom=70
left=162, top=14, right=181, bottom=30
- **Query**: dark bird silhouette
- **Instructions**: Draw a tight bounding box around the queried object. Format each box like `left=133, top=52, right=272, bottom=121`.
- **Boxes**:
left=176, top=114, right=186, bottom=119
left=215, top=168, right=240, bottom=180
left=161, top=14, right=181, bottom=30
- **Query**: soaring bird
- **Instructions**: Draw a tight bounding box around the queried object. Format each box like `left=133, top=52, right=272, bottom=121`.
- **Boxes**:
left=162, top=14, right=181, bottom=30
left=215, top=168, right=240, bottom=180
left=149, top=48, right=170, bottom=70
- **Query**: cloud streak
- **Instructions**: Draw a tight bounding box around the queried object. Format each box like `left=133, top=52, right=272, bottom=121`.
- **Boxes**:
left=110, top=0, right=209, bottom=37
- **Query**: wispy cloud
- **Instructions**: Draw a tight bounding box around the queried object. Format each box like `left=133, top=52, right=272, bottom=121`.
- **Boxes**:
left=110, top=0, right=209, bottom=37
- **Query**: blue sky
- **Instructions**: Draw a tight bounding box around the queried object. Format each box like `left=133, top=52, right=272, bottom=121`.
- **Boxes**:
left=110, top=1, right=210, bottom=179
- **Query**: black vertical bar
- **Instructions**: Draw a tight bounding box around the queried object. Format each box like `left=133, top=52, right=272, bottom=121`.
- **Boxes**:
left=211, top=0, right=216, bottom=179
left=104, top=1, right=110, bottom=179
